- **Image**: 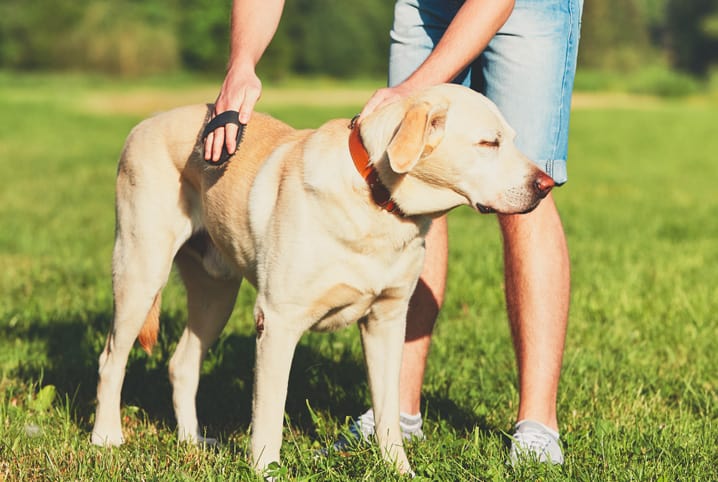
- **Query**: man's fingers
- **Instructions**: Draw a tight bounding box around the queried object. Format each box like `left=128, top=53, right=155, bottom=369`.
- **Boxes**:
left=238, top=107, right=252, bottom=125
left=225, top=123, right=239, bottom=155
left=203, top=132, right=214, bottom=161
left=211, top=126, right=226, bottom=163
left=203, top=110, right=242, bottom=162
left=358, top=95, right=382, bottom=121
left=359, top=89, right=396, bottom=121
left=239, top=85, right=261, bottom=124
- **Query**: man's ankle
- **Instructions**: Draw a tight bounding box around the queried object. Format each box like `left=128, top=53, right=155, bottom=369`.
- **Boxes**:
left=399, top=412, right=423, bottom=439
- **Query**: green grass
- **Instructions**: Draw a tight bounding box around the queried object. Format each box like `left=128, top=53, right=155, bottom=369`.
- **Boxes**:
left=1, top=73, right=717, bottom=481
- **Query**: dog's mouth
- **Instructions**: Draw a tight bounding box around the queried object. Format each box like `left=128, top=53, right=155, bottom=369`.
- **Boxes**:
left=475, top=199, right=541, bottom=215
left=475, top=203, right=496, bottom=214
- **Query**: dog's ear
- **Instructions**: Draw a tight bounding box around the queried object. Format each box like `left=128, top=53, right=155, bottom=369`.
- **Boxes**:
left=387, top=100, right=448, bottom=173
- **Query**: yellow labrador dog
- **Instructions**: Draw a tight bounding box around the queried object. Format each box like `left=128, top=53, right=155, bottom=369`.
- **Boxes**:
left=91, top=83, right=554, bottom=475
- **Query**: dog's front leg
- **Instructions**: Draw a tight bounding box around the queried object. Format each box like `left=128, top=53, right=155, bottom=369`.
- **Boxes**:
left=250, top=303, right=303, bottom=476
left=359, top=299, right=412, bottom=475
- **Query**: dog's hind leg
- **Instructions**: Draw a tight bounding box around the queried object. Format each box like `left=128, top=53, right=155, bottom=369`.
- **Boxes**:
left=359, top=298, right=413, bottom=475
left=92, top=234, right=185, bottom=446
left=169, top=247, right=240, bottom=445
left=92, top=164, right=194, bottom=447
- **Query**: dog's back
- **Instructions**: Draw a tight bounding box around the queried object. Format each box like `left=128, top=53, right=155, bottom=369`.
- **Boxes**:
left=119, top=105, right=295, bottom=191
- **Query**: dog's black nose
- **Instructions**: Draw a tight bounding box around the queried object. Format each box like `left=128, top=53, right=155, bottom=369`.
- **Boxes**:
left=534, top=171, right=555, bottom=198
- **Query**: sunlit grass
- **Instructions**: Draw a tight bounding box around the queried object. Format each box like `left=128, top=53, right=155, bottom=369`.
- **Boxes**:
left=1, top=74, right=716, bottom=480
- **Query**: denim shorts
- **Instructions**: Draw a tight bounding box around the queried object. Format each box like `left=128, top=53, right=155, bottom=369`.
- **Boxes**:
left=389, top=0, right=583, bottom=184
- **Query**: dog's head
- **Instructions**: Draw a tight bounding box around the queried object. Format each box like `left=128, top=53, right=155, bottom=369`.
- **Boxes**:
left=360, top=84, right=554, bottom=217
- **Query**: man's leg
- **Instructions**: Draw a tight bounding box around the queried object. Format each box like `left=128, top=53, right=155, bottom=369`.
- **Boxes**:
left=387, top=0, right=458, bottom=421
left=480, top=2, right=582, bottom=450
left=399, top=215, right=448, bottom=415
left=499, top=194, right=569, bottom=432
left=400, top=192, right=569, bottom=428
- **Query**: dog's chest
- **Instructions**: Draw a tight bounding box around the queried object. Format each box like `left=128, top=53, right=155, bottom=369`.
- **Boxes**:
left=309, top=289, right=376, bottom=332
left=296, top=234, right=427, bottom=333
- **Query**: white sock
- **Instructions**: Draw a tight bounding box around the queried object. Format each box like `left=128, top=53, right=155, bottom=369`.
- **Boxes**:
left=515, top=419, right=560, bottom=439
left=399, top=412, right=423, bottom=435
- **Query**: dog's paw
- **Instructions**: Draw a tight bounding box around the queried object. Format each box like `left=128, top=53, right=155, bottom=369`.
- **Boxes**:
left=196, top=433, right=219, bottom=448
left=177, top=428, right=219, bottom=448
left=91, top=430, right=124, bottom=447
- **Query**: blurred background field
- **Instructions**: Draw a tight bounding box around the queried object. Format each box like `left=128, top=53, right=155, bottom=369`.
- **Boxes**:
left=1, top=0, right=718, bottom=96
left=1, top=1, right=717, bottom=480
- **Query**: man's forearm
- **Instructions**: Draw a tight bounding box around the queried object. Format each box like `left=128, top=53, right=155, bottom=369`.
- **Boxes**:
left=403, top=0, right=515, bottom=89
left=227, top=0, right=285, bottom=70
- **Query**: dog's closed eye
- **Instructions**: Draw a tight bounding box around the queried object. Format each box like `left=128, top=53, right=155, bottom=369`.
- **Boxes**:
left=477, top=138, right=500, bottom=149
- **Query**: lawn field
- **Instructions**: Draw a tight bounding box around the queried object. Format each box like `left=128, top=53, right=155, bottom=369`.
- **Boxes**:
left=0, top=73, right=716, bottom=481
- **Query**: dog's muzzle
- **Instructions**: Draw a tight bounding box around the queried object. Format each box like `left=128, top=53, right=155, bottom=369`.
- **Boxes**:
left=475, top=171, right=555, bottom=215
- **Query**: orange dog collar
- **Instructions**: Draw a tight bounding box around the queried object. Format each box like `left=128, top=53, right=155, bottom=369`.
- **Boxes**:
left=348, top=117, right=405, bottom=217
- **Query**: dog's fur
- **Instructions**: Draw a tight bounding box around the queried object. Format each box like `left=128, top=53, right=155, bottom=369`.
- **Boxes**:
left=91, top=83, right=553, bottom=475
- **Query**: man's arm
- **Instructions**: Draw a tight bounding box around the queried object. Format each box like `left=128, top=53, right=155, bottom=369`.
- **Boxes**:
left=360, top=0, right=515, bottom=119
left=205, top=0, right=285, bottom=162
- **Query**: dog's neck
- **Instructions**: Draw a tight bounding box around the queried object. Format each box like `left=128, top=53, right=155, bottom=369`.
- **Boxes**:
left=348, top=119, right=405, bottom=218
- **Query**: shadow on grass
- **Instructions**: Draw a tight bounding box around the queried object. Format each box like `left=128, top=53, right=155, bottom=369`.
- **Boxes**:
left=4, top=308, right=491, bottom=442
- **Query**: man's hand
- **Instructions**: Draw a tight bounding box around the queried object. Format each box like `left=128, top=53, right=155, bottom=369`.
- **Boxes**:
left=204, top=65, right=262, bottom=163
left=358, top=83, right=415, bottom=123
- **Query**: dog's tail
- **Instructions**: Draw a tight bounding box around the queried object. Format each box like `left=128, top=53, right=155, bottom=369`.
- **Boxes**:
left=137, top=292, right=161, bottom=355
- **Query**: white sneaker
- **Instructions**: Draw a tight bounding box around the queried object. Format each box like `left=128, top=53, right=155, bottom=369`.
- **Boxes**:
left=509, top=420, right=564, bottom=465
left=332, top=408, right=424, bottom=452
